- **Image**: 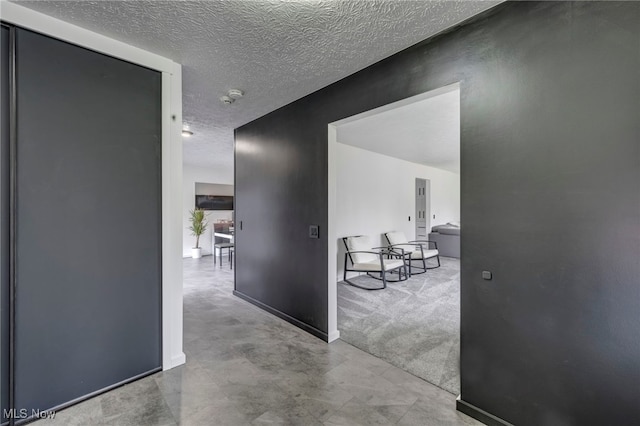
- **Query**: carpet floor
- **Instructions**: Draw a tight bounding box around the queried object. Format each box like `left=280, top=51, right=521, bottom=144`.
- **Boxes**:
left=337, top=257, right=460, bottom=395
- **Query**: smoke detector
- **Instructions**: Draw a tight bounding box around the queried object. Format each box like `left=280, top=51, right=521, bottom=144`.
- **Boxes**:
left=220, top=89, right=244, bottom=105
left=228, top=89, right=244, bottom=99
left=220, top=95, right=234, bottom=105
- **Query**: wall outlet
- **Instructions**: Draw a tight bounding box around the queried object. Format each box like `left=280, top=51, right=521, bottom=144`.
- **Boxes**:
left=482, top=271, right=492, bottom=280
left=309, top=225, right=319, bottom=239
left=433, top=214, right=436, bottom=219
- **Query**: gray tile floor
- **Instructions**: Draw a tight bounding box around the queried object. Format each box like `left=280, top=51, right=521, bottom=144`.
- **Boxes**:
left=36, top=256, right=481, bottom=425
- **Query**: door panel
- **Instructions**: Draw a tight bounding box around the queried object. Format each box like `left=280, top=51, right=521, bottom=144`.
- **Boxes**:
left=415, top=178, right=430, bottom=239
left=1, top=25, right=10, bottom=424
left=13, top=29, right=162, bottom=413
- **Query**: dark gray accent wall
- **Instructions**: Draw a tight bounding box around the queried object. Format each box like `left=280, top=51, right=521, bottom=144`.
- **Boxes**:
left=1, top=25, right=10, bottom=425
left=235, top=2, right=640, bottom=424
left=234, top=106, right=330, bottom=337
left=13, top=28, right=162, bottom=413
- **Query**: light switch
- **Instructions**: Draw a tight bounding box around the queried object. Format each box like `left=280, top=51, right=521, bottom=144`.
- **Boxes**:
left=482, top=271, right=492, bottom=280
left=309, top=225, right=319, bottom=239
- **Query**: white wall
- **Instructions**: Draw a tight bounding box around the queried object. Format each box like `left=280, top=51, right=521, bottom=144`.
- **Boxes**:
left=183, top=164, right=233, bottom=257
left=336, top=143, right=460, bottom=280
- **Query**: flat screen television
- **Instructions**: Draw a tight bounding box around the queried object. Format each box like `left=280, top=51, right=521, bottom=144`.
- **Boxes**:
left=195, top=195, right=234, bottom=211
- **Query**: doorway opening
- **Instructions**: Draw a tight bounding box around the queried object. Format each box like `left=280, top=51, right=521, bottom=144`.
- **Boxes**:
left=328, top=83, right=461, bottom=394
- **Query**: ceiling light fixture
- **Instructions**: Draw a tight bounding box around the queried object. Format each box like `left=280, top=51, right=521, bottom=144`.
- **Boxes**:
left=220, top=95, right=233, bottom=105
left=182, top=129, right=193, bottom=137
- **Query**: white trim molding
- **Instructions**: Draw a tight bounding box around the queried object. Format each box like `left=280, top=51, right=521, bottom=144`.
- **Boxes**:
left=0, top=1, right=174, bottom=73
left=327, top=330, right=341, bottom=343
left=2, top=1, right=185, bottom=371
left=161, top=66, right=186, bottom=370
left=327, top=124, right=340, bottom=343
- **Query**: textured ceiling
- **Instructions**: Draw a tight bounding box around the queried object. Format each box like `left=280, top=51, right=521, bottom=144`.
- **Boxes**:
left=337, top=87, right=460, bottom=173
left=11, top=0, right=501, bottom=175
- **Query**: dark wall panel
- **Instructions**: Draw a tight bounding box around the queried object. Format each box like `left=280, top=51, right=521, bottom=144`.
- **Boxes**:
left=234, top=106, right=330, bottom=336
left=235, top=2, right=640, bottom=424
left=14, top=29, right=162, bottom=412
left=1, top=25, right=10, bottom=424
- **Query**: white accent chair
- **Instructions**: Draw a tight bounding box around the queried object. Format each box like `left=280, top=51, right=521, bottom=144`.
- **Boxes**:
left=384, top=231, right=440, bottom=275
left=342, top=235, right=408, bottom=290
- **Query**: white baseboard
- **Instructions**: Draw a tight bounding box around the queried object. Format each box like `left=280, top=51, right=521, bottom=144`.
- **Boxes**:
left=164, top=352, right=186, bottom=370
left=328, top=330, right=341, bottom=342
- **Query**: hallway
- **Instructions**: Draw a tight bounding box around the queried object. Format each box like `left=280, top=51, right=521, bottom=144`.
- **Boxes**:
left=36, top=258, right=479, bottom=425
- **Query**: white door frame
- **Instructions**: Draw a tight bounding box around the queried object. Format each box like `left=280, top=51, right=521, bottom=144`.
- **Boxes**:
left=327, top=83, right=459, bottom=342
left=2, top=2, right=185, bottom=370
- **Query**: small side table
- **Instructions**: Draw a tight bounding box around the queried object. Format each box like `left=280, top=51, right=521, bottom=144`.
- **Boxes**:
left=382, top=247, right=413, bottom=278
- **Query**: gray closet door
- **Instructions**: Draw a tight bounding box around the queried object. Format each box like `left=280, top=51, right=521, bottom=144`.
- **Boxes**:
left=415, top=178, right=429, bottom=239
left=1, top=25, right=10, bottom=424
left=14, top=29, right=162, bottom=413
